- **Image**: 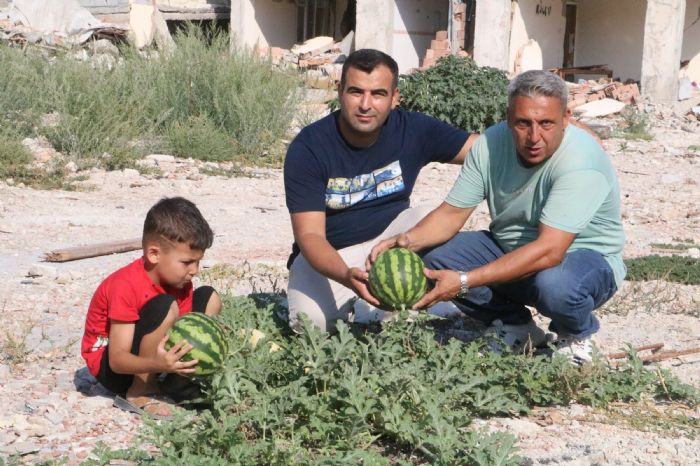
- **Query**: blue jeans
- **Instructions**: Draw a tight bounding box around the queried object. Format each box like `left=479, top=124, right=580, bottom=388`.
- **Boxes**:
left=422, top=231, right=618, bottom=338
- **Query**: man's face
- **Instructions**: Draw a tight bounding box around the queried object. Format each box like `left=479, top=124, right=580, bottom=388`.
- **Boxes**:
left=337, top=64, right=399, bottom=144
left=507, top=95, right=570, bottom=166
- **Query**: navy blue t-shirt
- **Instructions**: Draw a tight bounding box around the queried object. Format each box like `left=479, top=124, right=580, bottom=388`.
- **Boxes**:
left=284, top=108, right=469, bottom=266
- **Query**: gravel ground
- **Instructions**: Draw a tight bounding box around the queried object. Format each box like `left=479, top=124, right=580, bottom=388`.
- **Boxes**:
left=0, top=108, right=698, bottom=465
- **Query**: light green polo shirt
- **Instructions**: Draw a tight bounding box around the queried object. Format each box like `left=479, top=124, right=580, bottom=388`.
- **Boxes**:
left=446, top=122, right=626, bottom=286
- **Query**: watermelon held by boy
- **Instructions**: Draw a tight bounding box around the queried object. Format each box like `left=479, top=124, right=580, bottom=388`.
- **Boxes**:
left=165, top=312, right=228, bottom=377
left=368, top=247, right=428, bottom=311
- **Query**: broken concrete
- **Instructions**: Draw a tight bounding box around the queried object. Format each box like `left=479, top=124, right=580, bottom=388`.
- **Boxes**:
left=573, top=98, right=627, bottom=118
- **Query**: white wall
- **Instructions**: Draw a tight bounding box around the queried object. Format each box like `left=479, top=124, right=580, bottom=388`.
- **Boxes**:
left=231, top=0, right=297, bottom=49
left=575, top=0, right=646, bottom=82
left=392, top=0, right=449, bottom=72
left=509, top=0, right=566, bottom=72
left=682, top=0, right=700, bottom=61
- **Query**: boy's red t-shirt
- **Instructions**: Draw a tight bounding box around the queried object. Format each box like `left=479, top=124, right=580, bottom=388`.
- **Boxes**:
left=81, top=257, right=193, bottom=376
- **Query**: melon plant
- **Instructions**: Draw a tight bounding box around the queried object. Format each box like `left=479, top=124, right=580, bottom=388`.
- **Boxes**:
left=368, top=247, right=427, bottom=311
left=165, top=312, right=228, bottom=376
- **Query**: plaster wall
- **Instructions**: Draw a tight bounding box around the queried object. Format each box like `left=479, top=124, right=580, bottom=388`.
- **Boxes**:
left=355, top=0, right=394, bottom=52
left=575, top=0, right=646, bottom=81
left=508, top=0, right=566, bottom=72
left=392, top=0, right=449, bottom=72
left=231, top=0, right=297, bottom=49
left=682, top=0, right=700, bottom=61
left=473, top=0, right=511, bottom=69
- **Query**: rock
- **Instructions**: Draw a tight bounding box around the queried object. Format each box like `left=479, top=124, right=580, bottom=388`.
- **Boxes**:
left=146, top=154, right=176, bottom=164
left=90, top=39, right=120, bottom=57
left=0, top=364, right=9, bottom=379
left=56, top=271, right=72, bottom=285
left=27, top=264, right=57, bottom=279
left=687, top=248, right=700, bottom=259
left=64, top=161, right=78, bottom=173
left=40, top=112, right=61, bottom=128
left=0, top=440, right=40, bottom=456
left=122, top=168, right=140, bottom=179
left=660, top=174, right=683, bottom=184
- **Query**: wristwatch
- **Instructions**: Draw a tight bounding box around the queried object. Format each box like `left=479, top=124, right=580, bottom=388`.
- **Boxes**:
left=457, top=271, right=469, bottom=298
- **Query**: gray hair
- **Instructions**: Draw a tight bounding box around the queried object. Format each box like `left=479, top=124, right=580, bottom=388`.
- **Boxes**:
left=507, top=70, right=568, bottom=112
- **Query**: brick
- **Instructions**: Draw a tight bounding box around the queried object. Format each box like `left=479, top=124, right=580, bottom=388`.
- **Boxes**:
left=435, top=30, right=448, bottom=41
left=611, top=83, right=640, bottom=104
left=431, top=39, right=449, bottom=50
left=457, top=50, right=471, bottom=58
left=424, top=48, right=435, bottom=60
left=421, top=57, right=436, bottom=69
left=434, top=49, right=451, bottom=58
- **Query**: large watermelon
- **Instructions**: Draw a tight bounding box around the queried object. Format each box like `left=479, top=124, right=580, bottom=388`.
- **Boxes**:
left=368, top=247, right=427, bottom=311
left=165, top=312, right=228, bottom=377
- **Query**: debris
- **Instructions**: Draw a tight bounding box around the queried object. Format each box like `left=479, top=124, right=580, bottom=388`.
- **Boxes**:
left=129, top=0, right=174, bottom=51
left=291, top=36, right=334, bottom=58
left=0, top=0, right=127, bottom=46
left=27, top=263, right=58, bottom=279
left=573, top=98, right=627, bottom=118
left=44, top=238, right=142, bottom=263
left=565, top=80, right=640, bottom=112
left=606, top=343, right=664, bottom=360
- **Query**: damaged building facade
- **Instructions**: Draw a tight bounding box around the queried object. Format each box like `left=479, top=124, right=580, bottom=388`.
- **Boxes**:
left=228, top=0, right=700, bottom=103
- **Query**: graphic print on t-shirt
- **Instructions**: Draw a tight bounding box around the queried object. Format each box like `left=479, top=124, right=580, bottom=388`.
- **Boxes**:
left=325, top=160, right=404, bottom=210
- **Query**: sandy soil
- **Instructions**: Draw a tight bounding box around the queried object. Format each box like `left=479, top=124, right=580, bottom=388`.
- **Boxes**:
left=0, top=108, right=698, bottom=464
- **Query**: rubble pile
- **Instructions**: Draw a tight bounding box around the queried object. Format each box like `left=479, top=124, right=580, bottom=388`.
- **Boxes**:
left=256, top=35, right=350, bottom=90
left=567, top=80, right=641, bottom=110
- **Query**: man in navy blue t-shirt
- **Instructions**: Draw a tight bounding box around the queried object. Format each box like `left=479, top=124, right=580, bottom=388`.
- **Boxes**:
left=284, top=49, right=477, bottom=333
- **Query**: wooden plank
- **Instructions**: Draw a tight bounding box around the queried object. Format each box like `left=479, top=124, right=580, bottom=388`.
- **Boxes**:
left=44, top=238, right=142, bottom=263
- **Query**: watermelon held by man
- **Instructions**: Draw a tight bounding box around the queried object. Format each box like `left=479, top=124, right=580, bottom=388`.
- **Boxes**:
left=368, top=247, right=428, bottom=311
left=165, top=312, right=229, bottom=377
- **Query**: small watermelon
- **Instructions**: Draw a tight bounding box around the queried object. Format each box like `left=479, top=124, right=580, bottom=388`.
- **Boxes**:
left=165, top=312, right=228, bottom=377
left=368, top=247, right=427, bottom=311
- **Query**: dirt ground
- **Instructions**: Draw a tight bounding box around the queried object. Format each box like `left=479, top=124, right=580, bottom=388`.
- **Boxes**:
left=0, top=108, right=699, bottom=464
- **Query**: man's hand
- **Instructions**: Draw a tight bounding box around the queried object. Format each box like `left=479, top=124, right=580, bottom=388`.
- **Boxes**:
left=344, top=267, right=381, bottom=307
left=156, top=335, right=198, bottom=375
left=366, top=233, right=412, bottom=270
left=413, top=268, right=461, bottom=309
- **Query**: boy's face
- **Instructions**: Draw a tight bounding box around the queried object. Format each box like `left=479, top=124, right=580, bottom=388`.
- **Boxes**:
left=146, top=240, right=204, bottom=288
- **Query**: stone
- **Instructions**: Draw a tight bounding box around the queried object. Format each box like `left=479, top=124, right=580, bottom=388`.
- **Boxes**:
left=122, top=168, right=140, bottom=179
left=56, top=271, right=72, bottom=285
left=687, top=248, right=700, bottom=259
left=146, top=154, right=176, bottom=163
left=0, top=440, right=40, bottom=456
left=27, top=264, right=57, bottom=279
left=660, top=174, right=683, bottom=184
left=91, top=39, right=119, bottom=57
left=64, top=161, right=78, bottom=173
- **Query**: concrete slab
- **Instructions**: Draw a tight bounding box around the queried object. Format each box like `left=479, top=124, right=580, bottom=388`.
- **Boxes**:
left=573, top=98, right=626, bottom=118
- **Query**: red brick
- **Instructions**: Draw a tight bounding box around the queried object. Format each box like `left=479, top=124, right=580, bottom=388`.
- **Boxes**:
left=424, top=49, right=435, bottom=60
left=434, top=49, right=451, bottom=58
left=422, top=57, right=436, bottom=69
left=435, top=30, right=448, bottom=41
left=431, top=39, right=449, bottom=50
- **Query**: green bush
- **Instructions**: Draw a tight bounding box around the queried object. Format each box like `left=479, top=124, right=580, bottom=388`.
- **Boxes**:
left=98, top=294, right=698, bottom=465
left=399, top=55, right=509, bottom=132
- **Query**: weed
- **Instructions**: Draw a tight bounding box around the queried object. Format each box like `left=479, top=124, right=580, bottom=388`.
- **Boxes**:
left=198, top=163, right=246, bottom=178
left=625, top=255, right=700, bottom=285
left=688, top=145, right=700, bottom=152
left=106, top=294, right=698, bottom=464
left=199, top=262, right=288, bottom=295
left=599, top=279, right=698, bottom=317
left=616, top=107, right=653, bottom=140
left=1, top=322, right=34, bottom=365
left=584, top=402, right=700, bottom=439
left=0, top=25, right=300, bottom=176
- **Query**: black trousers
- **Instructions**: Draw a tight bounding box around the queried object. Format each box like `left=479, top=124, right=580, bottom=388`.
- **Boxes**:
left=96, top=286, right=216, bottom=395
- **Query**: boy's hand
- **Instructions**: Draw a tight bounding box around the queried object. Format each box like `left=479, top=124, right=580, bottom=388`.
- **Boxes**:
left=157, top=334, right=198, bottom=375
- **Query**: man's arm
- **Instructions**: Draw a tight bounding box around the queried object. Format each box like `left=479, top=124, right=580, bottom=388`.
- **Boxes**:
left=413, top=223, right=576, bottom=308
left=291, top=211, right=380, bottom=306
left=448, top=133, right=480, bottom=165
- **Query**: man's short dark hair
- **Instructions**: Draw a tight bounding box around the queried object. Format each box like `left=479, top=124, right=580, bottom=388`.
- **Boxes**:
left=340, top=49, right=399, bottom=90
left=143, top=197, right=214, bottom=251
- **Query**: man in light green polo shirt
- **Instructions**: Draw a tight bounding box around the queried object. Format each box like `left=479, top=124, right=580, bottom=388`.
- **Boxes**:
left=368, top=70, right=625, bottom=364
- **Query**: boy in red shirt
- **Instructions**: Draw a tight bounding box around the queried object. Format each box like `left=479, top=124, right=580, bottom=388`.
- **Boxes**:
left=81, top=197, right=221, bottom=419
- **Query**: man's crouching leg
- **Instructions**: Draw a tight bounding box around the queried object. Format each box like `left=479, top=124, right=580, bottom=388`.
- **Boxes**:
left=287, top=205, right=435, bottom=334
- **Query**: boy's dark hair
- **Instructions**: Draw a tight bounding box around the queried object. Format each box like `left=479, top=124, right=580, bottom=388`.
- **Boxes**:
left=340, top=49, right=399, bottom=90
left=143, top=197, right=214, bottom=251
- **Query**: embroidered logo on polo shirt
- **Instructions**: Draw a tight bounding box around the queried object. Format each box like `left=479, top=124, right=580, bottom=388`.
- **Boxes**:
left=325, top=160, right=404, bottom=210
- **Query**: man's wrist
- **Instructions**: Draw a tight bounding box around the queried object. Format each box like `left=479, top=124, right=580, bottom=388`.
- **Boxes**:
left=457, top=271, right=469, bottom=297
